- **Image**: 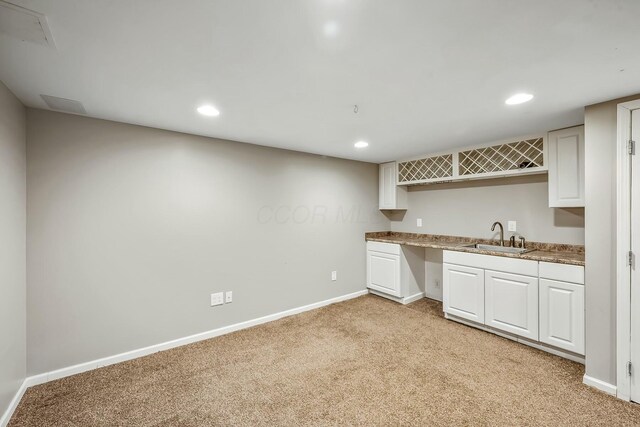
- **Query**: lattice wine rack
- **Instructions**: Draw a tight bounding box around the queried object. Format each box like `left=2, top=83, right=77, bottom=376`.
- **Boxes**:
left=398, top=154, right=453, bottom=184
left=396, top=137, right=546, bottom=185
left=458, top=138, right=544, bottom=176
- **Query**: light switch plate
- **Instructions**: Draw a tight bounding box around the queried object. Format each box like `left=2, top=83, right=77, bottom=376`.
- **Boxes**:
left=331, top=271, right=337, bottom=281
left=225, top=291, right=233, bottom=303
left=417, top=218, right=423, bottom=227
left=508, top=221, right=517, bottom=232
left=210, top=292, right=224, bottom=306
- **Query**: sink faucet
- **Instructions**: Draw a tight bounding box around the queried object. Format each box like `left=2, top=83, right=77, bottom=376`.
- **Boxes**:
left=491, top=221, right=504, bottom=246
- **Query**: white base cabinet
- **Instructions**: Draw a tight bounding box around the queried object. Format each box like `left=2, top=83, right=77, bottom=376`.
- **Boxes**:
left=539, top=262, right=585, bottom=355
left=485, top=270, right=538, bottom=340
left=443, top=251, right=585, bottom=358
left=367, top=241, right=424, bottom=303
left=443, top=263, right=484, bottom=323
left=367, top=244, right=401, bottom=297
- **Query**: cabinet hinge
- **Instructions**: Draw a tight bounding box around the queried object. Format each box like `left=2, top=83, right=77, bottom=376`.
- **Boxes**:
left=628, top=361, right=633, bottom=377
left=629, top=140, right=636, bottom=155
left=629, top=251, right=634, bottom=267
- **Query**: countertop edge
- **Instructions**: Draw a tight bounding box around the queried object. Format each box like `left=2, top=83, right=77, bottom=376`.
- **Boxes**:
left=365, top=236, right=585, bottom=267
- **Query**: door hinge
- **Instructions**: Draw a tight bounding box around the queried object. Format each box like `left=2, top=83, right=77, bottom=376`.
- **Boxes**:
left=629, top=140, right=636, bottom=155
left=628, top=361, right=633, bottom=377
left=628, top=251, right=634, bottom=267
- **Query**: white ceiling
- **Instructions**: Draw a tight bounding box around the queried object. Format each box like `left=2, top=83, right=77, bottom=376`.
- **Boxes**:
left=1, top=0, right=639, bottom=163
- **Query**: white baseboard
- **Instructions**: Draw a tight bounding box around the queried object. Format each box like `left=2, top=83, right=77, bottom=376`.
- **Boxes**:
left=368, top=290, right=425, bottom=305
left=0, top=380, right=28, bottom=427
left=583, top=374, right=617, bottom=396
left=425, top=292, right=442, bottom=302
left=402, top=292, right=425, bottom=305
left=20, top=289, right=368, bottom=391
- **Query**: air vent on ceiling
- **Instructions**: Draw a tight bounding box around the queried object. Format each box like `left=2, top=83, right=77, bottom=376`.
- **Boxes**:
left=0, top=1, right=55, bottom=47
left=41, top=95, right=87, bottom=115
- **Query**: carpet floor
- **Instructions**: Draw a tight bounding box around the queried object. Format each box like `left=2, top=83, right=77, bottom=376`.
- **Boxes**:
left=9, top=295, right=640, bottom=426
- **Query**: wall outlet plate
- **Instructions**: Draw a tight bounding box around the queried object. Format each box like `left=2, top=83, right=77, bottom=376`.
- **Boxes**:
left=210, top=292, right=224, bottom=306
left=331, top=271, right=337, bottom=281
left=508, top=221, right=517, bottom=232
left=417, top=218, right=423, bottom=227
left=225, top=291, right=233, bottom=303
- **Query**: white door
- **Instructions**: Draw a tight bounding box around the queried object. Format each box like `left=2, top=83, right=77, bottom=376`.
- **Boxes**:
left=367, top=250, right=401, bottom=297
left=443, top=263, right=484, bottom=323
left=631, top=108, right=640, bottom=401
left=485, top=270, right=538, bottom=340
left=539, top=279, right=585, bottom=355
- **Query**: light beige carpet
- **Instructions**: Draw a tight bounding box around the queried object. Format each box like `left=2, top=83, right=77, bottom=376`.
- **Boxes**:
left=10, top=295, right=640, bottom=426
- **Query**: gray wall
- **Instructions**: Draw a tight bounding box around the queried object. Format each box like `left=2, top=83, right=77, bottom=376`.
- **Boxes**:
left=388, top=174, right=585, bottom=245
left=584, top=93, right=640, bottom=386
left=26, top=109, right=388, bottom=376
left=0, top=83, right=26, bottom=415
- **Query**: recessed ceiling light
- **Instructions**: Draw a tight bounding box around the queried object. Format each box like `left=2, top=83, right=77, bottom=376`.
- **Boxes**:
left=323, top=21, right=339, bottom=37
left=197, top=104, right=220, bottom=117
left=505, top=93, right=534, bottom=105
left=354, top=141, right=369, bottom=148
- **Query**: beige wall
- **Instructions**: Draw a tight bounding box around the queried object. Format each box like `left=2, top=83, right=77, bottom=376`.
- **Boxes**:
left=26, top=109, right=388, bottom=376
left=389, top=174, right=585, bottom=245
left=0, top=82, right=26, bottom=416
left=584, top=93, right=640, bottom=386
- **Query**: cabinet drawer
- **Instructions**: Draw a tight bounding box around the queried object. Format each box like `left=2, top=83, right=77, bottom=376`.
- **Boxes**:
left=539, top=279, right=585, bottom=355
left=539, top=262, right=584, bottom=284
left=443, top=250, right=538, bottom=276
left=485, top=270, right=538, bottom=340
left=366, top=241, right=401, bottom=255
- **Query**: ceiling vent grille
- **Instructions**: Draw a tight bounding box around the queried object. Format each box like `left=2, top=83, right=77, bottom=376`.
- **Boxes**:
left=41, top=95, right=87, bottom=115
left=0, top=1, right=55, bottom=47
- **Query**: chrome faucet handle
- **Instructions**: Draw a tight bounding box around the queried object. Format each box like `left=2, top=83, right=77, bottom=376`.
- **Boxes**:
left=519, top=236, right=526, bottom=249
left=509, top=235, right=516, bottom=247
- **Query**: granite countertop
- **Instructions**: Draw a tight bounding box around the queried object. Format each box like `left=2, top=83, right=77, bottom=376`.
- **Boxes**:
left=365, top=231, right=585, bottom=266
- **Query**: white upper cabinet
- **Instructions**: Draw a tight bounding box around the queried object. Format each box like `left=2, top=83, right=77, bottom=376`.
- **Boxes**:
left=548, top=125, right=585, bottom=207
left=379, top=162, right=407, bottom=210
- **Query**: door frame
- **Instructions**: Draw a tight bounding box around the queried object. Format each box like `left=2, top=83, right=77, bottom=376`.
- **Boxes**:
left=616, top=99, right=640, bottom=401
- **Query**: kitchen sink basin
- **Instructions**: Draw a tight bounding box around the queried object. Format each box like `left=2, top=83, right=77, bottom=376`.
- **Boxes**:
left=462, top=243, right=534, bottom=254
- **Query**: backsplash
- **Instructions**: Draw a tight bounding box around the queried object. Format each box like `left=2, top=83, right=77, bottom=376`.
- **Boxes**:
left=386, top=174, right=585, bottom=245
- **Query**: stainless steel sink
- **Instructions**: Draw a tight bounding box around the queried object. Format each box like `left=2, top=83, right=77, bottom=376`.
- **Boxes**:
left=462, top=243, right=534, bottom=254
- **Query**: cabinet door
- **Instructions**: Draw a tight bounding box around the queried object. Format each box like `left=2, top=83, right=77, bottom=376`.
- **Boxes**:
left=443, top=263, right=484, bottom=323
left=485, top=270, right=538, bottom=340
left=379, top=162, right=406, bottom=210
left=539, top=279, right=585, bottom=355
left=367, top=250, right=401, bottom=297
left=379, top=162, right=396, bottom=209
left=548, top=125, right=585, bottom=207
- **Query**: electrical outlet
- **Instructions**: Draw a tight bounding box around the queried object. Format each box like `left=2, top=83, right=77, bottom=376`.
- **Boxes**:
left=417, top=218, right=423, bottom=227
left=435, top=279, right=440, bottom=288
left=210, top=292, right=224, bottom=306
left=331, top=271, right=337, bottom=281
left=225, top=291, right=233, bottom=303
left=508, top=221, right=517, bottom=232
